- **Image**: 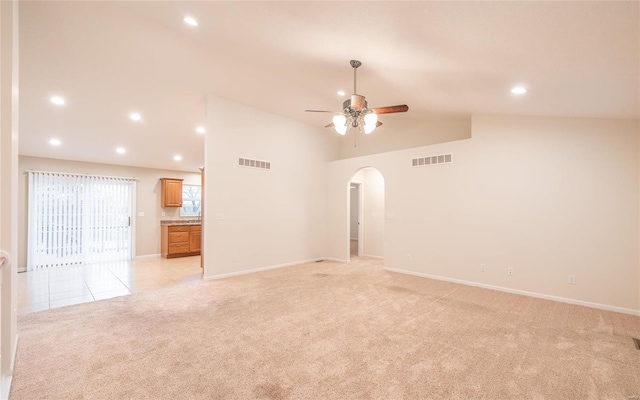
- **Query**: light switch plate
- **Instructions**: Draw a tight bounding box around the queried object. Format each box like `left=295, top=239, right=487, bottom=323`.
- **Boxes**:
left=215, top=213, right=225, bottom=220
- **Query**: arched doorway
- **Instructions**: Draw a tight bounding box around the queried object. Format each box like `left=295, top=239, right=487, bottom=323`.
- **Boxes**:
left=348, top=168, right=385, bottom=261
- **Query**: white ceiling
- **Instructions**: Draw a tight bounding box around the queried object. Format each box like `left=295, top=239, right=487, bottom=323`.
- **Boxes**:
left=19, top=1, right=639, bottom=172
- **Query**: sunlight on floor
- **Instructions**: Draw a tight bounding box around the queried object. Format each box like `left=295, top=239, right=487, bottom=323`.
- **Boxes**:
left=18, top=256, right=202, bottom=314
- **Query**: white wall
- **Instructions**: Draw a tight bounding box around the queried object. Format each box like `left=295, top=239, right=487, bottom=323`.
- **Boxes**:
left=18, top=156, right=202, bottom=268
left=361, top=168, right=385, bottom=258
left=338, top=116, right=471, bottom=160
left=203, top=95, right=339, bottom=279
left=0, top=0, right=19, bottom=394
left=327, top=115, right=640, bottom=313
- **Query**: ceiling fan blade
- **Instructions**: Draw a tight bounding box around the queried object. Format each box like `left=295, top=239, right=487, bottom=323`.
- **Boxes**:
left=324, top=122, right=335, bottom=128
left=371, top=105, right=409, bottom=114
left=351, top=94, right=366, bottom=111
left=305, top=110, right=339, bottom=113
left=376, top=121, right=383, bottom=127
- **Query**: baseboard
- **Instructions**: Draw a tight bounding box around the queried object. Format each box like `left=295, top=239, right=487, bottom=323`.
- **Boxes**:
left=203, top=257, right=324, bottom=280
left=383, top=267, right=640, bottom=317
left=323, top=257, right=350, bottom=263
left=11, top=334, right=17, bottom=373
left=134, top=254, right=160, bottom=259
left=362, top=254, right=384, bottom=259
left=1, top=334, right=18, bottom=400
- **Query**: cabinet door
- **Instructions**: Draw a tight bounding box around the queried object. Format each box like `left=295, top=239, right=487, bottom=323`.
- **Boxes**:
left=189, top=230, right=201, bottom=253
left=162, top=179, right=183, bottom=207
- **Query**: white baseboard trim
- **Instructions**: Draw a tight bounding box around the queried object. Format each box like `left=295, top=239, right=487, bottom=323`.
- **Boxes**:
left=135, top=254, right=160, bottom=260
left=1, top=335, right=18, bottom=400
left=11, top=334, right=17, bottom=373
left=362, top=254, right=384, bottom=259
left=203, top=257, right=324, bottom=280
left=323, top=257, right=350, bottom=263
left=384, top=267, right=640, bottom=317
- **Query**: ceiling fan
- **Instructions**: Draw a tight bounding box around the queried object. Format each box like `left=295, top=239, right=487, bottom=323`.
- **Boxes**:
left=305, top=60, right=408, bottom=136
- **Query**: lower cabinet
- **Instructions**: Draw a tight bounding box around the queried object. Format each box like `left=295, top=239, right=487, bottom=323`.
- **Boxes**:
left=161, top=224, right=201, bottom=258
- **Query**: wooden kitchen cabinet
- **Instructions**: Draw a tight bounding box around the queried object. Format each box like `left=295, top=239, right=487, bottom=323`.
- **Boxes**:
left=161, top=224, right=201, bottom=258
left=160, top=178, right=184, bottom=207
left=189, top=226, right=201, bottom=253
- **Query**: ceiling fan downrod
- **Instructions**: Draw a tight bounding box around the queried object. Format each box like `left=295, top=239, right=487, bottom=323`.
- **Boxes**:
left=350, top=60, right=361, bottom=94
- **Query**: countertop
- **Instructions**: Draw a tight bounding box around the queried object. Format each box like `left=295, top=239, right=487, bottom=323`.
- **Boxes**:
left=160, top=219, right=201, bottom=226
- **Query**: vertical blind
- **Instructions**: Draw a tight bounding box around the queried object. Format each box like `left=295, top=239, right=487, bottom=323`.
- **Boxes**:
left=27, top=171, right=136, bottom=270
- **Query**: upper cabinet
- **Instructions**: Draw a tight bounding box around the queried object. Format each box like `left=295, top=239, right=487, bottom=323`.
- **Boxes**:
left=160, top=178, right=184, bottom=207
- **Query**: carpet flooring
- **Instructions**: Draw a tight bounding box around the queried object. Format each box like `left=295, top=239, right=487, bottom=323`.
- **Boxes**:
left=10, top=257, right=640, bottom=399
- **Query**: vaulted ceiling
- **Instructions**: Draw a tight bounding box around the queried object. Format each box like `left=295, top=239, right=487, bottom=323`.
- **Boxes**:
left=19, top=1, right=639, bottom=172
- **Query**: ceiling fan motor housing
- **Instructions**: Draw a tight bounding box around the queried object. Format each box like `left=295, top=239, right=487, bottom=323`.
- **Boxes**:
left=343, top=99, right=368, bottom=112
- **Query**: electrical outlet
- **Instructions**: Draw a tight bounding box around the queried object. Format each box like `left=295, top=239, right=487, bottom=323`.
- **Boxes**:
left=138, top=211, right=144, bottom=217
left=480, top=263, right=486, bottom=272
left=568, top=275, right=576, bottom=285
left=508, top=267, right=514, bottom=276
left=161, top=212, right=166, bottom=217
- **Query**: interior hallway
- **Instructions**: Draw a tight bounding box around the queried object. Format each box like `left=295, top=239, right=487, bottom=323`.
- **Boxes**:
left=18, top=256, right=202, bottom=314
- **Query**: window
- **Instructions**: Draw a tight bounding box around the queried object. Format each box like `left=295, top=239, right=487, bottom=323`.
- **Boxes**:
left=180, top=184, right=201, bottom=217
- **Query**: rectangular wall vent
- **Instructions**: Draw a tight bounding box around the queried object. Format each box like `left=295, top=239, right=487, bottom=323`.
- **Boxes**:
left=238, top=158, right=271, bottom=170
left=411, top=153, right=452, bottom=167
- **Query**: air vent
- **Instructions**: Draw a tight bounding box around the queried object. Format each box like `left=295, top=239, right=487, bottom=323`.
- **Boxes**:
left=411, top=153, right=452, bottom=167
left=238, top=158, right=271, bottom=170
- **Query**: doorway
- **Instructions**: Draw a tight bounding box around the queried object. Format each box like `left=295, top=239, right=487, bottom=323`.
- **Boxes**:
left=26, top=171, right=136, bottom=270
left=349, top=183, right=362, bottom=256
left=348, top=168, right=385, bottom=261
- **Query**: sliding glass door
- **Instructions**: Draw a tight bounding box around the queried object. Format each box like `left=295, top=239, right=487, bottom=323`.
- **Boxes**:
left=27, top=171, right=135, bottom=270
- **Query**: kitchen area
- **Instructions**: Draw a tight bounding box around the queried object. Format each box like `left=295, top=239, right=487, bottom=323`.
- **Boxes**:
left=158, top=175, right=204, bottom=267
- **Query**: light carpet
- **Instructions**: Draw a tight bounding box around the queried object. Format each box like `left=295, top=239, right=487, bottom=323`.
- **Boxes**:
left=11, top=257, right=640, bottom=399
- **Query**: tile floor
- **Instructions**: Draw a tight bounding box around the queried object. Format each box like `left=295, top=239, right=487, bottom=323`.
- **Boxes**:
left=18, top=256, right=202, bottom=315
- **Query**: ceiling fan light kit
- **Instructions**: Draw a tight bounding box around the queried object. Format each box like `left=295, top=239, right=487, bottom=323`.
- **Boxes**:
left=306, top=60, right=409, bottom=140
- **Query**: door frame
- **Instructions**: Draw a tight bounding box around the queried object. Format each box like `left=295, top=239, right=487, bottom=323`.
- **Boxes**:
left=357, top=182, right=363, bottom=256
left=349, top=181, right=364, bottom=259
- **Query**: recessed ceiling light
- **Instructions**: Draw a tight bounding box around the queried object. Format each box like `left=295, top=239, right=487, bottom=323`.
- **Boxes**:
left=49, top=138, right=61, bottom=146
left=129, top=112, right=142, bottom=121
left=174, top=155, right=182, bottom=161
left=337, top=90, right=346, bottom=96
left=196, top=126, right=206, bottom=134
left=50, top=96, right=65, bottom=106
left=116, top=147, right=126, bottom=154
left=511, top=86, right=527, bottom=95
left=183, top=16, right=198, bottom=27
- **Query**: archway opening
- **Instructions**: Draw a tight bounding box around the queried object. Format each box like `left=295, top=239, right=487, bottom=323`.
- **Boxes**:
left=348, top=167, right=385, bottom=261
